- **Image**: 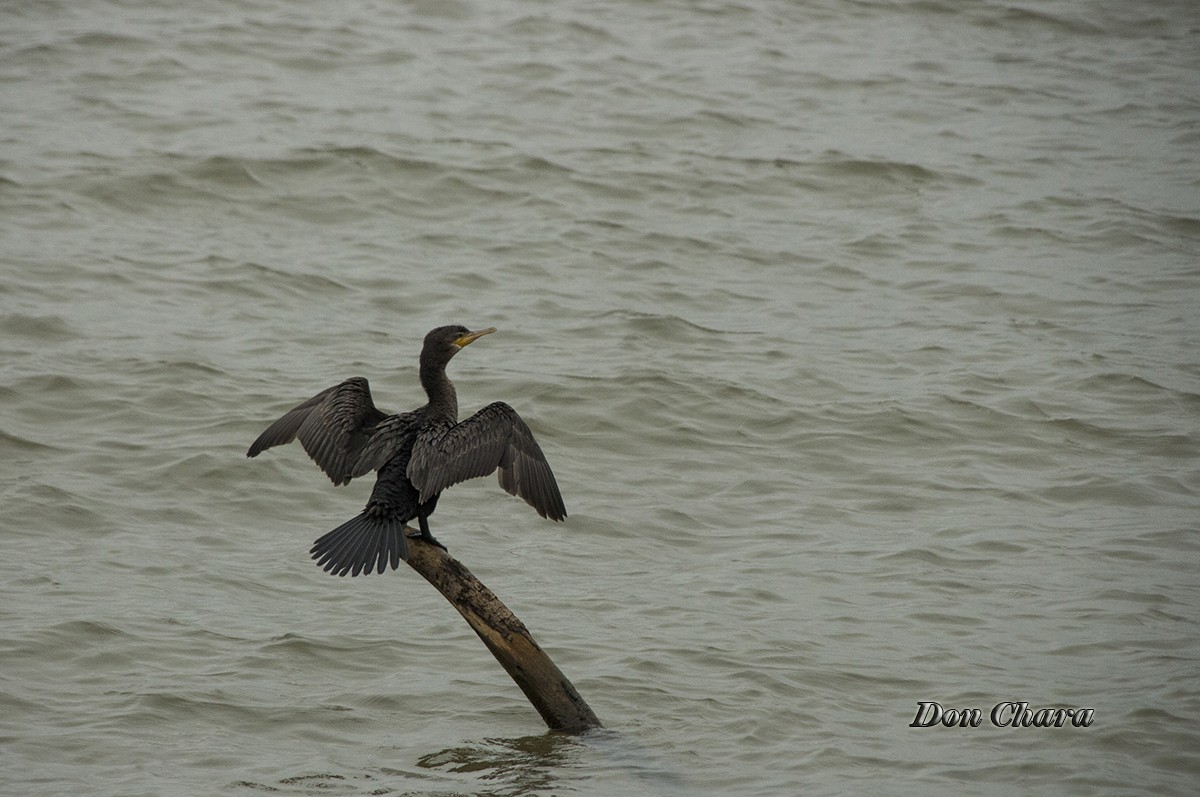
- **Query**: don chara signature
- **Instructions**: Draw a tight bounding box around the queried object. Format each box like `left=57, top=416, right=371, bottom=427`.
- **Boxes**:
left=910, top=701, right=1095, bottom=728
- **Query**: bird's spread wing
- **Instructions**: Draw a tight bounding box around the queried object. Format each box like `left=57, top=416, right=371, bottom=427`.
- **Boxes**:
left=246, top=377, right=391, bottom=485
left=407, top=401, right=567, bottom=521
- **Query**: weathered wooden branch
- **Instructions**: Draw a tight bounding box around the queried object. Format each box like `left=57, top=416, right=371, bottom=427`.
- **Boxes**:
left=403, top=533, right=603, bottom=734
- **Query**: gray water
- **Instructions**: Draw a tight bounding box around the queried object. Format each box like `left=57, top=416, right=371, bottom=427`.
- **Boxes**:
left=2, top=1, right=1199, bottom=795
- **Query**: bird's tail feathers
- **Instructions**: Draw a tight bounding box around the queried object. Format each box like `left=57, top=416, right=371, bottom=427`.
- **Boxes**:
left=310, top=512, right=408, bottom=576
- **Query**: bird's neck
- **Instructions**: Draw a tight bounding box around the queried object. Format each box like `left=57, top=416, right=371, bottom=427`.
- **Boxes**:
left=420, top=360, right=458, bottom=423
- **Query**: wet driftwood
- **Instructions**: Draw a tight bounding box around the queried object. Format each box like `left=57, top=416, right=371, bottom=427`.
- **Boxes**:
left=403, top=533, right=603, bottom=734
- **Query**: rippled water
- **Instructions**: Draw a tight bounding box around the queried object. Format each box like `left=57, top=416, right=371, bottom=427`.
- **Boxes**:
left=3, top=1, right=1199, bottom=795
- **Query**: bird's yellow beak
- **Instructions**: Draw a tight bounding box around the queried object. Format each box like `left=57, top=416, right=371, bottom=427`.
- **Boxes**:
left=453, top=327, right=497, bottom=348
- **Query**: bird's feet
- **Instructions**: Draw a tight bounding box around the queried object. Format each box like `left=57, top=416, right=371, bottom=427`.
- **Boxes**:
left=406, top=527, right=447, bottom=551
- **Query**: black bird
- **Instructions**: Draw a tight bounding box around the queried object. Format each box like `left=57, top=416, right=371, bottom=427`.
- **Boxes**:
left=247, top=325, right=566, bottom=576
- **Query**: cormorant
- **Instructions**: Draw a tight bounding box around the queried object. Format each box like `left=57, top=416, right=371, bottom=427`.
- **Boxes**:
left=247, top=325, right=566, bottom=576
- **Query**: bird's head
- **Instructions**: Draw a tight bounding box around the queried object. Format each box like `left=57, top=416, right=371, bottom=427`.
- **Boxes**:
left=422, top=325, right=497, bottom=366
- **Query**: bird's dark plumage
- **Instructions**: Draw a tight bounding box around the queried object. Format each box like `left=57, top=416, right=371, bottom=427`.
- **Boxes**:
left=247, top=325, right=566, bottom=576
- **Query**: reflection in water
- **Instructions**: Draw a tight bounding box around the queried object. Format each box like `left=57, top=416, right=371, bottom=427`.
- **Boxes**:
left=417, top=732, right=580, bottom=796
left=417, top=729, right=695, bottom=796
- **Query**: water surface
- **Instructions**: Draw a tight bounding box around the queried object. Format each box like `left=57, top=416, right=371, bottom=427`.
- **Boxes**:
left=2, top=1, right=1198, bottom=795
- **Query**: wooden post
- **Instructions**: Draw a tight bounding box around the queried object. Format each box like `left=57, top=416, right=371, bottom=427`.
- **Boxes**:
left=403, top=533, right=603, bottom=734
